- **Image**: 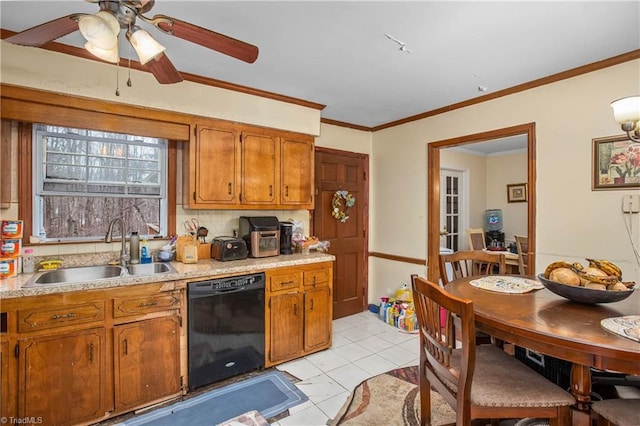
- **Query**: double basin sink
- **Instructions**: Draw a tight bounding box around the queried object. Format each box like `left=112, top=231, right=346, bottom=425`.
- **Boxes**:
left=23, top=263, right=177, bottom=288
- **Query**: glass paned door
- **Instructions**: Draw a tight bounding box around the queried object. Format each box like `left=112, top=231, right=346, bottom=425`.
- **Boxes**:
left=440, top=169, right=465, bottom=251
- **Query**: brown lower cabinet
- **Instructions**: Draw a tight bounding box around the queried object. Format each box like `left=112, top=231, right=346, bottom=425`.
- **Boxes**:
left=265, top=262, right=333, bottom=367
left=1, top=260, right=334, bottom=424
left=1, top=282, right=184, bottom=425
left=19, top=328, right=107, bottom=425
left=114, top=316, right=181, bottom=412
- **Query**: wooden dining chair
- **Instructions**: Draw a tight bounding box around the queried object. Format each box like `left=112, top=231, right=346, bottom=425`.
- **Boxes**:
left=467, top=228, right=486, bottom=251
left=438, top=250, right=506, bottom=345
left=515, top=235, right=529, bottom=275
left=591, top=399, right=640, bottom=426
left=410, top=275, right=575, bottom=426
left=439, top=249, right=506, bottom=285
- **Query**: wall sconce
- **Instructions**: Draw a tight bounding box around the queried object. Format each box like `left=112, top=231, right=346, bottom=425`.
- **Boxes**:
left=611, top=96, right=640, bottom=143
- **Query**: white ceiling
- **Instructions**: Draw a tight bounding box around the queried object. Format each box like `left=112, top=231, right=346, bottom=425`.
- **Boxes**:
left=1, top=1, right=639, bottom=134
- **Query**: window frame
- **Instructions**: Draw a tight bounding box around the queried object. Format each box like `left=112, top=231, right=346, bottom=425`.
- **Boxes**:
left=31, top=124, right=169, bottom=242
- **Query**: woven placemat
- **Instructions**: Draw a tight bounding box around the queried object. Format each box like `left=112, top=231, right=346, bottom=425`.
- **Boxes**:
left=600, top=315, right=640, bottom=342
left=469, top=275, right=543, bottom=294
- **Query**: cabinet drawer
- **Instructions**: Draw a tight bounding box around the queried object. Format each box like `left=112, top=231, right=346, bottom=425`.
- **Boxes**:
left=269, top=271, right=302, bottom=292
left=18, top=302, right=106, bottom=332
left=113, top=292, right=180, bottom=318
left=304, top=269, right=330, bottom=287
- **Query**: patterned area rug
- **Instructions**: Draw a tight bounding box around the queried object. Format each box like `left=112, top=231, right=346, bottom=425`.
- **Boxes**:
left=330, top=365, right=456, bottom=426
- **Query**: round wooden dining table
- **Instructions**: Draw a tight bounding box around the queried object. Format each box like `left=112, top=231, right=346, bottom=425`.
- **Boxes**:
left=445, top=275, right=640, bottom=426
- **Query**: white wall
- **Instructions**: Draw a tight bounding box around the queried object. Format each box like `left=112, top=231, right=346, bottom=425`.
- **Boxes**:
left=369, top=60, right=640, bottom=303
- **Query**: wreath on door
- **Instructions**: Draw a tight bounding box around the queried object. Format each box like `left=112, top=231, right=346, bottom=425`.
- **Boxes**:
left=331, top=190, right=356, bottom=223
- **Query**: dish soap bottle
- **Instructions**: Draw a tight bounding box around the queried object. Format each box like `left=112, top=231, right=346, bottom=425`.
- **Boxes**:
left=140, top=238, right=152, bottom=264
left=23, top=248, right=36, bottom=273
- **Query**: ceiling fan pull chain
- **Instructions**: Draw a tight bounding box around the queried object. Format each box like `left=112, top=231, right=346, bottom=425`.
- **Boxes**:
left=127, top=24, right=132, bottom=88
left=115, top=60, right=120, bottom=96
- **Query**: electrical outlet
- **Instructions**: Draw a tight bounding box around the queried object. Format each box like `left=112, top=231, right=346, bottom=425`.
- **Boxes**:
left=622, top=195, right=640, bottom=213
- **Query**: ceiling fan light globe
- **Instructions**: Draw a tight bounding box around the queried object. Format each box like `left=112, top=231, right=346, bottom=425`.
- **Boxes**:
left=78, top=12, right=119, bottom=50
left=127, top=28, right=166, bottom=65
left=84, top=42, right=119, bottom=64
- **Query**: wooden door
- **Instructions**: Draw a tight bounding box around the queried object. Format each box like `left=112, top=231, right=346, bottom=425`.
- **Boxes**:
left=19, top=328, right=106, bottom=425
left=193, top=126, right=241, bottom=205
left=314, top=148, right=368, bottom=319
left=242, top=132, right=278, bottom=204
left=304, top=286, right=331, bottom=351
left=114, top=316, right=181, bottom=412
left=268, top=292, right=303, bottom=363
left=281, top=137, right=314, bottom=206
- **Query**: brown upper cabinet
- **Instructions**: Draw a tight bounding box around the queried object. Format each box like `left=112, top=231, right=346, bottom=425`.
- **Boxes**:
left=184, top=122, right=314, bottom=209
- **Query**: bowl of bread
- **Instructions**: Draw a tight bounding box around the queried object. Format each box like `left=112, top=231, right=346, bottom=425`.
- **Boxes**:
left=538, top=259, right=635, bottom=304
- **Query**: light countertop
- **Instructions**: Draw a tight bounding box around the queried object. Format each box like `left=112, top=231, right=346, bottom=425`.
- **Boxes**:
left=0, top=252, right=335, bottom=299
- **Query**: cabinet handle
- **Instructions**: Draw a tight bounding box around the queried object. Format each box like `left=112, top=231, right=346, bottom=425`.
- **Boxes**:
left=285, top=185, right=289, bottom=197
left=293, top=303, right=297, bottom=316
left=89, top=343, right=94, bottom=363
left=281, top=280, right=295, bottom=285
left=138, top=300, right=158, bottom=308
left=269, top=185, right=273, bottom=196
left=124, top=338, right=128, bottom=355
left=310, top=299, right=314, bottom=310
left=51, top=312, right=76, bottom=320
left=228, top=182, right=232, bottom=195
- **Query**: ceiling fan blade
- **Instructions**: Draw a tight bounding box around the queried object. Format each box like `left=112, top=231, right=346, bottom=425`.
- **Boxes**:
left=145, top=53, right=184, bottom=84
left=4, top=14, right=78, bottom=46
left=155, top=16, right=259, bottom=64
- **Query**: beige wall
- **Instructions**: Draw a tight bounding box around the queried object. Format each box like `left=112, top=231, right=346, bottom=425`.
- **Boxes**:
left=0, top=43, right=318, bottom=257
left=0, top=42, right=321, bottom=136
left=368, top=59, right=640, bottom=303
left=2, top=42, right=638, bottom=306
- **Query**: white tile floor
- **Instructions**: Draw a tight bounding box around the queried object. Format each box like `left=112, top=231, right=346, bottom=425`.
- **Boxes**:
left=273, top=311, right=420, bottom=426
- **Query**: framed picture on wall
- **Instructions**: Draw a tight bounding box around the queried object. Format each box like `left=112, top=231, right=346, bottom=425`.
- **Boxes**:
left=507, top=183, right=527, bottom=203
left=592, top=135, right=640, bottom=190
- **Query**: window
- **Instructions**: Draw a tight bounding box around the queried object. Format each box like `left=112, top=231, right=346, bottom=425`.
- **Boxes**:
left=33, top=124, right=168, bottom=241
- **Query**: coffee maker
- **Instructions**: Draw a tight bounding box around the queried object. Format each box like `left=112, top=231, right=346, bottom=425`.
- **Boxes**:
left=279, top=221, right=293, bottom=255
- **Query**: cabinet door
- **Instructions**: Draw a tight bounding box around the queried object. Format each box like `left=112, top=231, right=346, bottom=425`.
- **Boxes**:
left=304, top=286, right=332, bottom=352
left=114, top=316, right=181, bottom=412
left=281, top=137, right=313, bottom=207
left=1, top=341, right=10, bottom=418
left=19, top=328, right=106, bottom=425
left=193, top=126, right=241, bottom=205
left=268, top=292, right=303, bottom=364
left=242, top=132, right=278, bottom=204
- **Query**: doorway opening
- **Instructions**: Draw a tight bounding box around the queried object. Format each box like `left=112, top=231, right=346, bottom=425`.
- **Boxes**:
left=427, top=123, right=537, bottom=284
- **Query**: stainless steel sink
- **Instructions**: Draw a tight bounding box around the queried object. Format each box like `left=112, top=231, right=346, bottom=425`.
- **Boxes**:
left=32, top=265, right=124, bottom=285
left=126, top=262, right=176, bottom=276
left=23, top=262, right=177, bottom=288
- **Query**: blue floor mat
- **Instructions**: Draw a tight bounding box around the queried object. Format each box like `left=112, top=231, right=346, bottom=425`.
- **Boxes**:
left=120, top=370, right=307, bottom=426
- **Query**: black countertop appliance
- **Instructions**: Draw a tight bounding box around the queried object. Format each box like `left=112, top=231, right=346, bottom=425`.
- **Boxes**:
left=279, top=221, right=294, bottom=255
left=239, top=216, right=280, bottom=258
left=211, top=236, right=248, bottom=261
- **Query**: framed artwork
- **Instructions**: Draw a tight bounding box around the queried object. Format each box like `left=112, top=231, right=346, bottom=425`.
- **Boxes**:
left=507, top=183, right=527, bottom=203
left=593, top=135, right=640, bottom=190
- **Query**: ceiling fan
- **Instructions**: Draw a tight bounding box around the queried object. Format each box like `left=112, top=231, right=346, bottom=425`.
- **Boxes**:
left=4, top=0, right=259, bottom=85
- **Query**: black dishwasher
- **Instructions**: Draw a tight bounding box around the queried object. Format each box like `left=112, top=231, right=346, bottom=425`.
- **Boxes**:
left=188, top=272, right=265, bottom=390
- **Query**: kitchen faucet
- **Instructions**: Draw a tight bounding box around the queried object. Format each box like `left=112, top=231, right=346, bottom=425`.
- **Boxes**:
left=105, top=217, right=129, bottom=267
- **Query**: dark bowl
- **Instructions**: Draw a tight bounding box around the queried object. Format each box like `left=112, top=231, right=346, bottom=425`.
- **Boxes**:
left=537, top=274, right=635, bottom=304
